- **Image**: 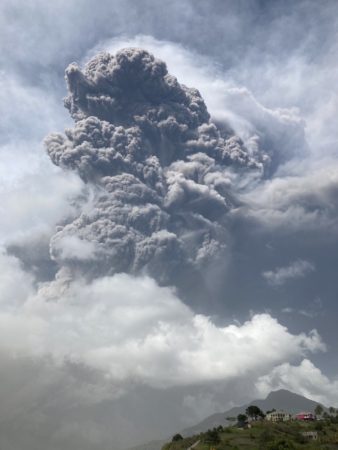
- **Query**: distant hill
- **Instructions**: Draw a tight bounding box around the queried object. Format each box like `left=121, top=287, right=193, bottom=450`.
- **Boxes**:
left=127, top=390, right=325, bottom=450
left=180, top=389, right=324, bottom=437
left=164, top=416, right=338, bottom=450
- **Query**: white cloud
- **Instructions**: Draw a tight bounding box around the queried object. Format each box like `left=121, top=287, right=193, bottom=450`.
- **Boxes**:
left=51, top=235, right=97, bottom=261
left=0, top=71, right=67, bottom=144
left=0, top=262, right=330, bottom=447
left=256, top=359, right=338, bottom=407
left=262, top=259, right=315, bottom=287
left=0, top=249, right=34, bottom=306
left=0, top=168, right=83, bottom=246
left=0, top=72, right=84, bottom=247
left=240, top=160, right=338, bottom=232
left=0, top=269, right=325, bottom=389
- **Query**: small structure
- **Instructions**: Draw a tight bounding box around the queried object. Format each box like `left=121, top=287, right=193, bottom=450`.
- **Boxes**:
left=237, top=421, right=251, bottom=430
left=266, top=411, right=292, bottom=422
left=301, top=431, right=318, bottom=441
left=295, top=412, right=316, bottom=421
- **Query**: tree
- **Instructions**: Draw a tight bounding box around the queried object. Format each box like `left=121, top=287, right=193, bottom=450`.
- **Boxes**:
left=203, top=429, right=220, bottom=445
left=172, top=434, right=183, bottom=442
left=245, top=405, right=264, bottom=420
left=329, top=406, right=336, bottom=415
left=237, top=413, right=248, bottom=424
left=315, top=404, right=323, bottom=416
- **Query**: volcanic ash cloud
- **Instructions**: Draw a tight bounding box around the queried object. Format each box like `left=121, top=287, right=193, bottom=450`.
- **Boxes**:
left=45, top=48, right=264, bottom=289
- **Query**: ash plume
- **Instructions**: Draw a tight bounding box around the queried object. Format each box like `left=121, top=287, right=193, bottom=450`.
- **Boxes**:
left=45, top=48, right=264, bottom=289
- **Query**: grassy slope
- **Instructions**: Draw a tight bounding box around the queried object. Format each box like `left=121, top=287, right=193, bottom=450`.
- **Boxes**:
left=163, top=419, right=338, bottom=450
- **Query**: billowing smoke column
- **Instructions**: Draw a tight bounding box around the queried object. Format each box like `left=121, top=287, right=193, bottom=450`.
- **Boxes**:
left=45, top=48, right=263, bottom=290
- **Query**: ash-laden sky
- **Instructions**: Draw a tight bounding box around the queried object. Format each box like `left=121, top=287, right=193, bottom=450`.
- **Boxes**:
left=1, top=1, right=338, bottom=449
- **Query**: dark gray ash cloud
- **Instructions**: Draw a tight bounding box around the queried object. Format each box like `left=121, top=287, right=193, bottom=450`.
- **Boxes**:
left=45, top=48, right=266, bottom=288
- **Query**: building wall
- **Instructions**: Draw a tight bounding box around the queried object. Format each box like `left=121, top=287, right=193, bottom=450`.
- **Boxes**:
left=302, top=431, right=318, bottom=440
left=266, top=412, right=292, bottom=422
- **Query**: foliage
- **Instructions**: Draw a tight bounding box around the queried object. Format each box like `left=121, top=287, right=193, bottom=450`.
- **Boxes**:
left=259, top=428, right=274, bottom=445
left=172, top=434, right=183, bottom=442
left=266, top=438, right=296, bottom=450
left=162, top=434, right=200, bottom=450
left=315, top=404, right=324, bottom=416
left=245, top=405, right=265, bottom=420
left=315, top=421, right=324, bottom=431
left=203, top=429, right=220, bottom=444
left=162, top=414, right=338, bottom=450
left=237, top=414, right=248, bottom=423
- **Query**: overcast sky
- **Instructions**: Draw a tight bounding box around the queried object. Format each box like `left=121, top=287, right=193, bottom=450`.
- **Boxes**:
left=1, top=1, right=338, bottom=449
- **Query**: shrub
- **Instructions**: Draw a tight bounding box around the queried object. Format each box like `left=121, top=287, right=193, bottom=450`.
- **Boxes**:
left=259, top=429, right=274, bottom=444
left=237, top=413, right=248, bottom=426
left=172, top=434, right=183, bottom=442
left=266, top=438, right=296, bottom=450
left=203, top=429, right=220, bottom=445
left=315, top=422, right=323, bottom=431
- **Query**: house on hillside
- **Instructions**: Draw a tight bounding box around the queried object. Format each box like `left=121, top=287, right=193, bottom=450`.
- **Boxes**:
left=301, top=431, right=318, bottom=441
left=237, top=421, right=251, bottom=430
left=295, top=412, right=316, bottom=421
left=266, top=411, right=292, bottom=422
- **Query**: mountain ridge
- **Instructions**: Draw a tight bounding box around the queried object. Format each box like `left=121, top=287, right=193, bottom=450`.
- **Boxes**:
left=126, top=389, right=325, bottom=450
left=180, top=389, right=324, bottom=437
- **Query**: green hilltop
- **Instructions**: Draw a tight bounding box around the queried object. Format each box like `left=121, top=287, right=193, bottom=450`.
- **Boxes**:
left=163, top=414, right=338, bottom=450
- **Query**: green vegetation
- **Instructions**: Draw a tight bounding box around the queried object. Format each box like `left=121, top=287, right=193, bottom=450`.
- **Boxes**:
left=203, top=429, right=221, bottom=445
left=315, top=404, right=324, bottom=417
left=163, top=416, right=338, bottom=450
left=172, top=434, right=184, bottom=442
left=246, top=405, right=265, bottom=420
left=237, top=414, right=248, bottom=424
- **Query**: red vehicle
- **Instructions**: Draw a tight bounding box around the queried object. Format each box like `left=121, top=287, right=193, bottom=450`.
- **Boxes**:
left=295, top=412, right=316, bottom=421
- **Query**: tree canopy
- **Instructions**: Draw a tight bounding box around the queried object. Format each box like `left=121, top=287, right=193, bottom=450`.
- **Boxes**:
left=245, top=405, right=265, bottom=420
left=315, top=404, right=324, bottom=416
left=237, top=414, right=248, bottom=424
left=172, top=434, right=183, bottom=442
left=203, top=429, right=220, bottom=444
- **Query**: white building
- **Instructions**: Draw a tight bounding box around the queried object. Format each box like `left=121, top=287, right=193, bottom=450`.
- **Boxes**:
left=266, top=411, right=292, bottom=422
left=302, top=431, right=318, bottom=441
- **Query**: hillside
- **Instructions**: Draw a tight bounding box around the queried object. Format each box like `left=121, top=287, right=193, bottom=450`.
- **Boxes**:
left=180, top=390, right=323, bottom=437
left=163, top=418, right=338, bottom=450
left=127, top=390, right=327, bottom=450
